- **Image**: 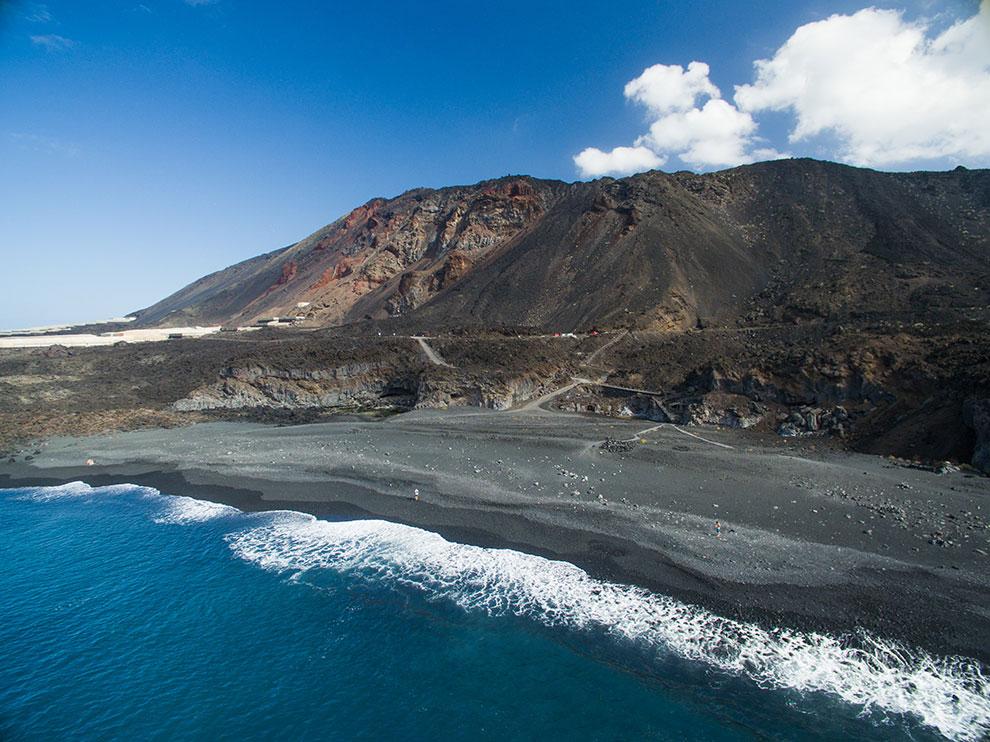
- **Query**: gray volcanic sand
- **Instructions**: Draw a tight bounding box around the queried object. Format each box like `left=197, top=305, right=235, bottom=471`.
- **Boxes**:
left=3, top=406, right=989, bottom=662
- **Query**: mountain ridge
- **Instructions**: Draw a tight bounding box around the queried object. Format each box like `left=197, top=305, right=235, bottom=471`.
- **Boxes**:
left=132, top=159, right=990, bottom=332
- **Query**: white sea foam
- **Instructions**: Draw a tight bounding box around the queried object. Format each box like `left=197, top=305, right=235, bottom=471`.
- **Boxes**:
left=150, top=494, right=240, bottom=525
left=13, top=481, right=238, bottom=525
left=14, top=481, right=159, bottom=502
left=227, top=514, right=990, bottom=741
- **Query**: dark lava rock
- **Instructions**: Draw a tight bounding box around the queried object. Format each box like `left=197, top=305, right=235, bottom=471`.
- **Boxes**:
left=963, top=398, right=990, bottom=474
left=600, top=438, right=635, bottom=453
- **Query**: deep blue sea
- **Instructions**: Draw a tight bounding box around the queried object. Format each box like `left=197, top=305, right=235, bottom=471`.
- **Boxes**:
left=1, top=483, right=987, bottom=741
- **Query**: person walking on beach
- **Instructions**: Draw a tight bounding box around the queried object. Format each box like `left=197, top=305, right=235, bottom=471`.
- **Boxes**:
left=714, top=520, right=721, bottom=538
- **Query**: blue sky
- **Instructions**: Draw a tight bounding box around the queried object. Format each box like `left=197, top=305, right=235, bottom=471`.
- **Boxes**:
left=1, top=0, right=986, bottom=328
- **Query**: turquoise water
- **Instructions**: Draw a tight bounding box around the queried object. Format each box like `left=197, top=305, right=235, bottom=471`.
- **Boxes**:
left=1, top=484, right=987, bottom=741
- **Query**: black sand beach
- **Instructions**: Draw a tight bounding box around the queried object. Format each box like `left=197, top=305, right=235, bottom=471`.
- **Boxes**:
left=3, top=406, right=989, bottom=663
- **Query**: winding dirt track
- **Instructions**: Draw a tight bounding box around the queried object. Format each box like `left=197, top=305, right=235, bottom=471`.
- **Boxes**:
left=580, top=330, right=628, bottom=367
left=412, top=336, right=452, bottom=367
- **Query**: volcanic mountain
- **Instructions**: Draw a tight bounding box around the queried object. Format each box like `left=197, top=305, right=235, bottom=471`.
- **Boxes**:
left=133, top=159, right=990, bottom=332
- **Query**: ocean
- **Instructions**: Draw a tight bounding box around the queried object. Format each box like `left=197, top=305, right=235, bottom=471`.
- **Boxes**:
left=1, top=483, right=987, bottom=741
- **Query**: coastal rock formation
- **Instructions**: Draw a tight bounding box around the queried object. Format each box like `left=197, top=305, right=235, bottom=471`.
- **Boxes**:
left=172, top=363, right=418, bottom=412
left=169, top=345, right=566, bottom=416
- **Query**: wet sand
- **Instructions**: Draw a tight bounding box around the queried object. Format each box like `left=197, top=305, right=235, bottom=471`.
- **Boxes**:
left=2, top=406, right=989, bottom=662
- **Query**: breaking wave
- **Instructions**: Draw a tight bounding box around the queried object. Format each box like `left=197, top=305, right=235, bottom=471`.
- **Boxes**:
left=15, top=481, right=237, bottom=524
left=14, top=481, right=159, bottom=502
left=11, top=482, right=990, bottom=740
left=227, top=513, right=990, bottom=741
left=150, top=495, right=240, bottom=525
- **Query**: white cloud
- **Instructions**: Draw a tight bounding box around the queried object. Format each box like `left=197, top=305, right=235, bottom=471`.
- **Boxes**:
left=573, top=145, right=666, bottom=177
left=574, top=61, right=784, bottom=176
left=573, top=3, right=989, bottom=175
left=30, top=34, right=77, bottom=51
left=734, top=3, right=990, bottom=166
left=637, top=99, right=768, bottom=169
left=624, top=61, right=721, bottom=114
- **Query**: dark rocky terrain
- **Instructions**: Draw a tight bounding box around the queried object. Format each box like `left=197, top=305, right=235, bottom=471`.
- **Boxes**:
left=3, top=158, right=990, bottom=472
left=0, top=330, right=580, bottom=451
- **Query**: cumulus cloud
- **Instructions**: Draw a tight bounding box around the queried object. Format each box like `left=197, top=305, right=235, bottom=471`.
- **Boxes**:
left=638, top=99, right=763, bottom=169
left=30, top=34, right=77, bottom=51
left=573, top=145, right=666, bottom=178
left=574, top=61, right=784, bottom=177
left=574, top=3, right=989, bottom=176
left=624, top=61, right=720, bottom=115
left=734, top=3, right=990, bottom=166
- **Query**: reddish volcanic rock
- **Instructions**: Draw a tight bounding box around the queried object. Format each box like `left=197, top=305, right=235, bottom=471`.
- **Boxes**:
left=309, top=268, right=334, bottom=292
left=276, top=261, right=298, bottom=286
left=438, top=252, right=473, bottom=288
left=342, top=199, right=386, bottom=230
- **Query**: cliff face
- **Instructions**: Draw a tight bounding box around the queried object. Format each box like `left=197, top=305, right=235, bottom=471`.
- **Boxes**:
left=132, top=160, right=990, bottom=333
left=171, top=362, right=414, bottom=412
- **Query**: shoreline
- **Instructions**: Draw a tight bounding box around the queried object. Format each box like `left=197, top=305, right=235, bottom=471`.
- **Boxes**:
left=2, top=409, right=989, bottom=664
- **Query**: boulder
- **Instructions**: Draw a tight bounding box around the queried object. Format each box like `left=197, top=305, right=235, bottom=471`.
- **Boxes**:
left=777, top=404, right=851, bottom=438
left=777, top=422, right=800, bottom=437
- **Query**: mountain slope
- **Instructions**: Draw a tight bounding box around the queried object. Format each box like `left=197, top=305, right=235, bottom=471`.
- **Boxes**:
left=133, top=177, right=569, bottom=328
left=133, top=160, right=990, bottom=331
